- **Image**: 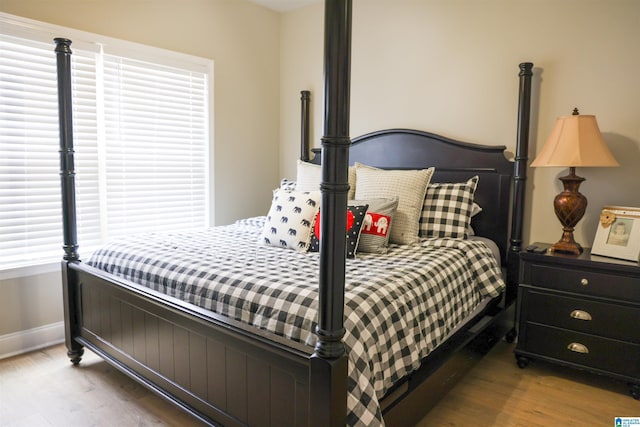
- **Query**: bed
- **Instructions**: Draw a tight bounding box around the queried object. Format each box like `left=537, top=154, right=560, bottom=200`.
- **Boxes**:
left=54, top=2, right=533, bottom=426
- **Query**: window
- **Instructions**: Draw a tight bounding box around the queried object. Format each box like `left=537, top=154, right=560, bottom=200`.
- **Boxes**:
left=0, top=13, right=212, bottom=272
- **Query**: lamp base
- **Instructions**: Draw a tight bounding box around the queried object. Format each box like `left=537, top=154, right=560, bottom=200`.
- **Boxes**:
left=549, top=167, right=587, bottom=255
left=550, top=230, right=583, bottom=255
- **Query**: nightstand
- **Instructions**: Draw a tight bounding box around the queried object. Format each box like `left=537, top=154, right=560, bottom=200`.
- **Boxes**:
left=515, top=243, right=640, bottom=399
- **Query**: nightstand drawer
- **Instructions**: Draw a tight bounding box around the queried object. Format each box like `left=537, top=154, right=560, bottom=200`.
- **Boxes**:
left=523, top=323, right=640, bottom=379
left=524, top=289, right=640, bottom=342
left=529, top=263, right=640, bottom=302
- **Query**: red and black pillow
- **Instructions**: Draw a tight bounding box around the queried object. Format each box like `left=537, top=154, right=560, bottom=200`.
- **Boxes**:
left=308, top=204, right=369, bottom=258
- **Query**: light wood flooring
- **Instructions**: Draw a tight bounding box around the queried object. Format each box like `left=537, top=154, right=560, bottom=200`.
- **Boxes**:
left=0, top=340, right=637, bottom=426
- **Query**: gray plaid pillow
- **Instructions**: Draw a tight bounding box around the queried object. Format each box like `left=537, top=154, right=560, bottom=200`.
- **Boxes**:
left=419, top=176, right=478, bottom=239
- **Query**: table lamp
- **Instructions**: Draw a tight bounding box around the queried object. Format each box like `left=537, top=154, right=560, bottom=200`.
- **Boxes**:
left=531, top=108, right=619, bottom=254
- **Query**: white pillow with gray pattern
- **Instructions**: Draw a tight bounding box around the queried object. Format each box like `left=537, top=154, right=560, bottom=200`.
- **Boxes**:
left=354, top=163, right=434, bottom=245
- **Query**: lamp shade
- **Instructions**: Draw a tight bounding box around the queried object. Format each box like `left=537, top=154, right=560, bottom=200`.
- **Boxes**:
left=531, top=113, right=619, bottom=167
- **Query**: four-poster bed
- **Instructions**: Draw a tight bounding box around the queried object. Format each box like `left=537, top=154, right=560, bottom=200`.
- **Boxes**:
left=55, top=1, right=533, bottom=426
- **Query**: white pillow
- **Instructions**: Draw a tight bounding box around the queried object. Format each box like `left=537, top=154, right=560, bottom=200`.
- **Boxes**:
left=295, top=160, right=322, bottom=192
left=348, top=166, right=356, bottom=200
left=471, top=202, right=482, bottom=217
left=467, top=202, right=482, bottom=236
left=259, top=189, right=320, bottom=252
left=295, top=159, right=356, bottom=199
left=354, top=163, right=434, bottom=245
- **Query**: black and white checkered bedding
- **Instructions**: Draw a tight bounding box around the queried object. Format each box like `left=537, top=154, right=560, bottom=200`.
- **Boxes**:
left=87, top=216, right=505, bottom=426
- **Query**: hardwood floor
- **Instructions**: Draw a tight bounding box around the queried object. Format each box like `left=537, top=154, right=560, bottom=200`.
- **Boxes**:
left=0, top=340, right=637, bottom=426
left=417, top=341, right=638, bottom=426
left=0, top=344, right=197, bottom=427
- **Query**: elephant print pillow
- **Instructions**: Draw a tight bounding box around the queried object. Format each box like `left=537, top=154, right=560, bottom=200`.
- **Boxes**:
left=260, top=189, right=321, bottom=252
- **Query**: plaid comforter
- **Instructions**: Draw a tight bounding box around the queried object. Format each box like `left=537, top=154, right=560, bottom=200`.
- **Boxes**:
left=87, top=217, right=504, bottom=426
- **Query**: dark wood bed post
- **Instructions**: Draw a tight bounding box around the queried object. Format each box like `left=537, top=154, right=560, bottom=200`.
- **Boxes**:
left=55, top=37, right=84, bottom=365
left=300, top=90, right=311, bottom=161
left=506, top=62, right=533, bottom=298
left=310, top=1, right=352, bottom=426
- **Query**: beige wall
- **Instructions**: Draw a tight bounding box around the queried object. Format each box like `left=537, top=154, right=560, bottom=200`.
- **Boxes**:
left=0, top=0, right=281, bottom=341
left=0, top=271, right=62, bottom=335
left=280, top=0, right=640, bottom=248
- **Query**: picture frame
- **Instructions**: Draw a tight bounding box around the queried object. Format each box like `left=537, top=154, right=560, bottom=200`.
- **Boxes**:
left=592, top=206, right=640, bottom=262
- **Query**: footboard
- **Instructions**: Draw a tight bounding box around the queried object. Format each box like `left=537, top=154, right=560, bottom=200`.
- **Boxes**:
left=64, top=261, right=312, bottom=427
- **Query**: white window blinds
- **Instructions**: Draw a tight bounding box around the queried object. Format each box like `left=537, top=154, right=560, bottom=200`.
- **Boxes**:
left=102, top=54, right=209, bottom=236
left=0, top=15, right=211, bottom=271
left=0, top=35, right=64, bottom=268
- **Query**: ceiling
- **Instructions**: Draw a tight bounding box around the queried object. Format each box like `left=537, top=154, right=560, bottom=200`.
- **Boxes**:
left=248, top=0, right=320, bottom=13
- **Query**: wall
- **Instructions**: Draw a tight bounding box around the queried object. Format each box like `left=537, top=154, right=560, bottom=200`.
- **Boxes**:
left=280, top=0, right=640, bottom=248
left=0, top=0, right=281, bottom=354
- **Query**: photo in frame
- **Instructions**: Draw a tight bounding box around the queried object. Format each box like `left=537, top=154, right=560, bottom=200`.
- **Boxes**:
left=591, top=206, right=640, bottom=262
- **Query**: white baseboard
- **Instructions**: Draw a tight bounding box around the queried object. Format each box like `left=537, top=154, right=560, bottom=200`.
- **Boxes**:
left=0, top=321, right=65, bottom=360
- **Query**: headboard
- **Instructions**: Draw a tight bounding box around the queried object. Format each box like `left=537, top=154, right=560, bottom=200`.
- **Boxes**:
left=310, top=129, right=513, bottom=265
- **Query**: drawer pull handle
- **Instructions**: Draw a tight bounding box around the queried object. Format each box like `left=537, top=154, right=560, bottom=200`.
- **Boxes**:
left=570, top=310, right=592, bottom=321
left=567, top=342, right=589, bottom=354
left=580, top=278, right=589, bottom=286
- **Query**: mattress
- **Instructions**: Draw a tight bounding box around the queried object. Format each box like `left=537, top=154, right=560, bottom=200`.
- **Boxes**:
left=87, top=216, right=505, bottom=426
